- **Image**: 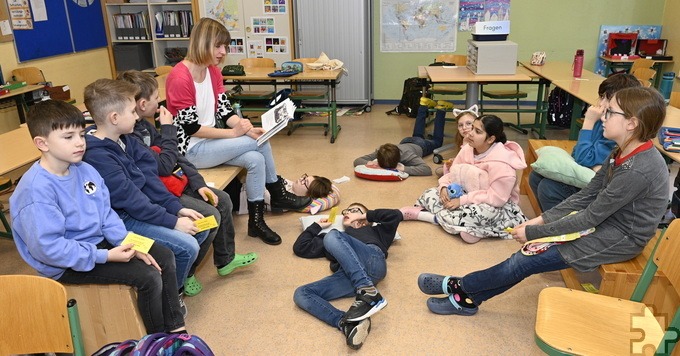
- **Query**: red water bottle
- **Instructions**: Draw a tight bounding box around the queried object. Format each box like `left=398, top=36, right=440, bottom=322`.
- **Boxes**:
left=573, top=49, right=584, bottom=78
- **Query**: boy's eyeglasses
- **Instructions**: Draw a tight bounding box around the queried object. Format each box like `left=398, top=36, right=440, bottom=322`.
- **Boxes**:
left=604, top=108, right=627, bottom=120
left=342, top=207, right=364, bottom=215
left=299, top=173, right=309, bottom=190
left=458, top=122, right=473, bottom=129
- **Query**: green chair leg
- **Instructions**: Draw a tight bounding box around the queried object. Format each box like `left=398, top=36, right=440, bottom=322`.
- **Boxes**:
left=0, top=204, right=12, bottom=239
left=67, top=299, right=86, bottom=356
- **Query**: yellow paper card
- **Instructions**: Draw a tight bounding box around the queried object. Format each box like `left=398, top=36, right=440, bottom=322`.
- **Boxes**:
left=327, top=207, right=339, bottom=224
left=206, top=193, right=215, bottom=206
left=121, top=232, right=154, bottom=254
left=195, top=215, right=219, bottom=232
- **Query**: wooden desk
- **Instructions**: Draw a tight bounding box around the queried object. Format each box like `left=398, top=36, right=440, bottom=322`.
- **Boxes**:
left=655, top=105, right=680, bottom=163
left=0, top=84, right=45, bottom=124
left=224, top=68, right=345, bottom=143
left=600, top=56, right=673, bottom=88
left=522, top=62, right=606, bottom=140
left=0, top=125, right=39, bottom=177
left=424, top=66, right=549, bottom=137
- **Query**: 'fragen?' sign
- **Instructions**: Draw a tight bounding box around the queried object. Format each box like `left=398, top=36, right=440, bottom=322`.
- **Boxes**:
left=473, top=21, right=510, bottom=35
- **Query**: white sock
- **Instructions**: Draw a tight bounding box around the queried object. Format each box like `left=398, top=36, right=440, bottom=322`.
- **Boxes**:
left=417, top=211, right=438, bottom=224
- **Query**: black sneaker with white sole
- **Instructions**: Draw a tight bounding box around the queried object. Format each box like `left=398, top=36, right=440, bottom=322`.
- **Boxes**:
left=178, top=293, right=188, bottom=319
left=341, top=318, right=371, bottom=350
left=344, top=291, right=387, bottom=322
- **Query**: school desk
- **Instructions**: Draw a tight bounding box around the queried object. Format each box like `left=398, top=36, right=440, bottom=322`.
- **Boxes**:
left=654, top=105, right=680, bottom=163
left=600, top=56, right=673, bottom=88
left=521, top=62, right=605, bottom=140
left=0, top=84, right=45, bottom=124
left=423, top=65, right=549, bottom=138
left=224, top=67, right=345, bottom=143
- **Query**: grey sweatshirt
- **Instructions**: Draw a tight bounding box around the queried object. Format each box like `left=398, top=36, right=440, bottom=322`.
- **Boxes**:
left=527, top=146, right=668, bottom=272
left=353, top=143, right=432, bottom=176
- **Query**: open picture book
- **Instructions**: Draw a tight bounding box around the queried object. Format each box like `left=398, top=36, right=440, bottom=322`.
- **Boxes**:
left=256, top=98, right=297, bottom=146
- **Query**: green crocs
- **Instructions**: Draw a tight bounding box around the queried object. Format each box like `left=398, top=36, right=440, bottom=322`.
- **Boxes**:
left=217, top=252, right=259, bottom=276
left=183, top=275, right=203, bottom=297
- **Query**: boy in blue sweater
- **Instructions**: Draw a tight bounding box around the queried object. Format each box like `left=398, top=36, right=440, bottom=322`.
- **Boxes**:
left=118, top=70, right=258, bottom=297
left=10, top=100, right=186, bottom=333
left=529, top=73, right=640, bottom=211
left=82, top=78, right=209, bottom=299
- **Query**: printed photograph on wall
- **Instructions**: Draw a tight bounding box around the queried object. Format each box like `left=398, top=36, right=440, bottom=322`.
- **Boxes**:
left=252, top=17, right=275, bottom=34
left=264, top=36, right=287, bottom=53
left=381, top=0, right=459, bottom=52
left=248, top=39, right=264, bottom=57
left=229, top=37, right=245, bottom=54
left=264, top=0, right=287, bottom=14
left=458, top=0, right=510, bottom=32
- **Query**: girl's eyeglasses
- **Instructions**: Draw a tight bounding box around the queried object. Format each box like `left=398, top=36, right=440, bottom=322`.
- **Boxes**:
left=341, top=207, right=364, bottom=215
left=604, top=108, right=627, bottom=120
left=458, top=122, right=473, bottom=129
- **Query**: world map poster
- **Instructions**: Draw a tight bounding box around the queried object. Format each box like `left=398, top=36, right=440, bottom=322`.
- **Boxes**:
left=381, top=0, right=459, bottom=52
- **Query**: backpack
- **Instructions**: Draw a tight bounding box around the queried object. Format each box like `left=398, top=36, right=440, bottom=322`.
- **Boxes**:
left=386, top=77, right=430, bottom=118
left=546, top=87, right=574, bottom=128
left=92, top=333, right=215, bottom=356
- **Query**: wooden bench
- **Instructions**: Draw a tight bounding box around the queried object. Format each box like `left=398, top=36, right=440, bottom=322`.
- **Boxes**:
left=523, top=139, right=679, bottom=326
left=63, top=165, right=244, bottom=354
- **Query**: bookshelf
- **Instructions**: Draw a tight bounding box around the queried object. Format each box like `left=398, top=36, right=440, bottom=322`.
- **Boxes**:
left=102, top=1, right=199, bottom=77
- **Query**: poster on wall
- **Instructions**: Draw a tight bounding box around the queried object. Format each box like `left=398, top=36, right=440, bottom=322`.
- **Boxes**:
left=264, top=36, right=287, bottom=53
left=204, top=0, right=241, bottom=32
left=381, top=0, right=459, bottom=52
left=252, top=17, right=275, bottom=34
left=229, top=37, right=245, bottom=54
left=248, top=39, right=264, bottom=57
left=8, top=0, right=33, bottom=30
left=458, top=0, right=509, bottom=32
left=594, top=25, right=662, bottom=76
left=264, top=0, right=287, bottom=14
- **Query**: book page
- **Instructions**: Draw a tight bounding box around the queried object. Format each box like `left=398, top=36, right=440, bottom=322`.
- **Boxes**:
left=257, top=98, right=297, bottom=146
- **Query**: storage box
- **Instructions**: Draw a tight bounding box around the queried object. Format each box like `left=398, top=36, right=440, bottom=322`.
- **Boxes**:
left=113, top=43, right=153, bottom=71
left=606, top=32, right=638, bottom=57
left=636, top=39, right=668, bottom=57
left=46, top=85, right=71, bottom=101
left=466, top=40, right=518, bottom=75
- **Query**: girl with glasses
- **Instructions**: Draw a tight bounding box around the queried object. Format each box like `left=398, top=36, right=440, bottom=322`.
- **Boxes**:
left=417, top=87, right=668, bottom=316
left=293, top=203, right=402, bottom=350
left=401, top=115, right=527, bottom=244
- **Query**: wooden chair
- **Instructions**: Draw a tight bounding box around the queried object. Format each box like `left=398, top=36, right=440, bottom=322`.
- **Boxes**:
left=427, top=54, right=467, bottom=99
left=11, top=66, right=46, bottom=84
left=632, top=67, right=657, bottom=88
left=230, top=58, right=277, bottom=116
left=0, top=275, right=85, bottom=355
left=534, top=220, right=680, bottom=355
left=669, top=91, right=680, bottom=108
left=154, top=65, right=173, bottom=76
left=629, top=58, right=655, bottom=74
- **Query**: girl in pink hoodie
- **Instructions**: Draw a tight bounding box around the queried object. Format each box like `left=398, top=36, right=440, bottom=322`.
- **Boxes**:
left=401, top=115, right=527, bottom=243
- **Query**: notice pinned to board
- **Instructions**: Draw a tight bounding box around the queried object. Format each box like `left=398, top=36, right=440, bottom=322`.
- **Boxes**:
left=8, top=0, right=33, bottom=30
left=0, top=0, right=13, bottom=42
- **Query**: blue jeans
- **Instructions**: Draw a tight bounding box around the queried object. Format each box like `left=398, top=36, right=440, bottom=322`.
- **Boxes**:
left=529, top=171, right=581, bottom=212
left=403, top=105, right=446, bottom=156
left=120, top=212, right=209, bottom=290
left=185, top=136, right=278, bottom=201
left=460, top=246, right=569, bottom=305
left=58, top=241, right=184, bottom=333
left=293, top=230, right=387, bottom=328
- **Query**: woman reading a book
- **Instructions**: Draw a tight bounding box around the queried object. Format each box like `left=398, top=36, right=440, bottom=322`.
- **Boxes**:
left=166, top=18, right=310, bottom=246
left=416, top=87, right=669, bottom=316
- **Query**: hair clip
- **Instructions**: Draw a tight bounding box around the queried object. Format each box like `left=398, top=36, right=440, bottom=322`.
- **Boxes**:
left=452, top=104, right=479, bottom=117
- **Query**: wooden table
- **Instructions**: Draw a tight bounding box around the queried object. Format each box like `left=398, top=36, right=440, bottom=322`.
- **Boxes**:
left=0, top=84, right=45, bottom=124
left=423, top=65, right=549, bottom=138
left=522, top=62, right=606, bottom=140
left=600, top=56, right=673, bottom=88
left=655, top=105, right=680, bottom=163
left=224, top=68, right=345, bottom=143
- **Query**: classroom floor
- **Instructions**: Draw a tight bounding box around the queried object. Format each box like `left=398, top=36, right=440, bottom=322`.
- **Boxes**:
left=0, top=104, right=572, bottom=354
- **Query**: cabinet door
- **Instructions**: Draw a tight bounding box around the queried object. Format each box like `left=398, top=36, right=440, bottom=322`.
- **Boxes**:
left=199, top=0, right=293, bottom=66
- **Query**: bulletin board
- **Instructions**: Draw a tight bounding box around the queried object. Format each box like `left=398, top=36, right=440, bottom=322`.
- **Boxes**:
left=12, top=0, right=107, bottom=62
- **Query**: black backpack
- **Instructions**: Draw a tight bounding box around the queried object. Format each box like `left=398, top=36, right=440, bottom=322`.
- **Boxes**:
left=386, top=77, right=430, bottom=118
left=546, top=87, right=574, bottom=128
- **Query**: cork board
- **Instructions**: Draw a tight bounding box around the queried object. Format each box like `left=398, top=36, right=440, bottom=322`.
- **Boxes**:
left=0, top=0, right=13, bottom=43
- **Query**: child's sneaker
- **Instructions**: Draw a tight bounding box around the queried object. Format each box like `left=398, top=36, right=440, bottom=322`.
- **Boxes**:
left=420, top=97, right=437, bottom=108
left=435, top=100, right=454, bottom=110
left=344, top=290, right=387, bottom=322
left=178, top=293, right=188, bottom=319
left=341, top=318, right=371, bottom=350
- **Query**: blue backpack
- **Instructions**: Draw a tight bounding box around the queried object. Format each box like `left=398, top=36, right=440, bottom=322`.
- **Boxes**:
left=93, top=333, right=214, bottom=356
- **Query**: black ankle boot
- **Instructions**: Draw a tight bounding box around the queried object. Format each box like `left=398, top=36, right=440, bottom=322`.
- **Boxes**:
left=248, top=200, right=281, bottom=245
left=266, top=175, right=312, bottom=211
